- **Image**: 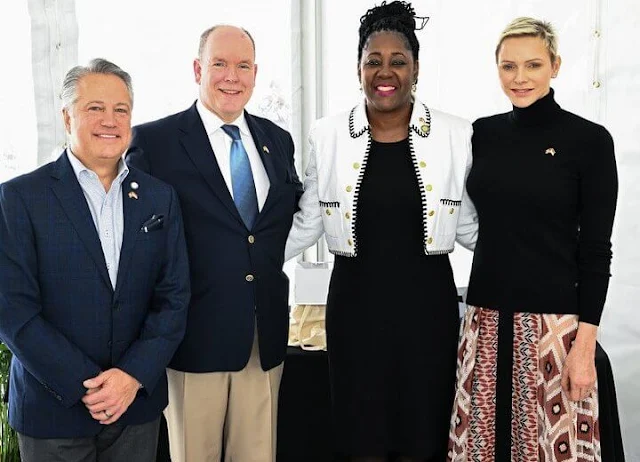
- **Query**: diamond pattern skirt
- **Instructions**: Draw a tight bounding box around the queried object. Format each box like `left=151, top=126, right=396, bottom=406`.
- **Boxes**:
left=447, top=306, right=601, bottom=462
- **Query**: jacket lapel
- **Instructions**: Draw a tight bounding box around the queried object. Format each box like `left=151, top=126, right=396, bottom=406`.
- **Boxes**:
left=245, top=112, right=282, bottom=223
left=178, top=104, right=244, bottom=226
left=50, top=153, right=112, bottom=290
left=246, top=112, right=279, bottom=185
left=113, top=170, right=145, bottom=298
left=339, top=101, right=371, bottom=201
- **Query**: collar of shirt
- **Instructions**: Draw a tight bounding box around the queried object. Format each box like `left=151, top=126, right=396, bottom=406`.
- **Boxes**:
left=196, top=99, right=252, bottom=139
left=66, top=148, right=130, bottom=188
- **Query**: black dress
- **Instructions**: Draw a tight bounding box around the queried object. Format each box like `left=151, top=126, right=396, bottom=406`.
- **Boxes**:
left=326, top=138, right=460, bottom=458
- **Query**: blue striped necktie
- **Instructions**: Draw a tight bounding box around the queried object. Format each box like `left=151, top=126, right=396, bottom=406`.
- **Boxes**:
left=221, top=124, right=258, bottom=229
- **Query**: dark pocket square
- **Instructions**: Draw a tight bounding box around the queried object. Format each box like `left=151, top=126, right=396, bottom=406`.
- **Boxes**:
left=140, top=214, right=164, bottom=233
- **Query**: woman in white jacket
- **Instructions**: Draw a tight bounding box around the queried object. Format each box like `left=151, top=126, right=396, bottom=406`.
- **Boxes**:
left=285, top=2, right=477, bottom=461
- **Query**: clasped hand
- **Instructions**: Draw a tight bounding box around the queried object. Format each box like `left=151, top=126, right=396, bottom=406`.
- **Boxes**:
left=81, top=368, right=140, bottom=425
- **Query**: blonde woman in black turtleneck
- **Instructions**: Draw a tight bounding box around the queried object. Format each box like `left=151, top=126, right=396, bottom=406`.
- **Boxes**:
left=447, top=18, right=617, bottom=462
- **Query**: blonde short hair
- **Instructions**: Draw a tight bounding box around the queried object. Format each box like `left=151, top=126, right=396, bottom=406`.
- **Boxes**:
left=495, top=17, right=558, bottom=63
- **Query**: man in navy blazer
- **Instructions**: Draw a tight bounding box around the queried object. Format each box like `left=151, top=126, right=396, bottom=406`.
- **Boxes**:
left=0, top=59, right=190, bottom=462
left=127, top=25, right=301, bottom=462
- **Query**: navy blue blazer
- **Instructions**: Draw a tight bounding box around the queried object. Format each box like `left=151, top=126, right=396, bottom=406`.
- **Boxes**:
left=0, top=152, right=190, bottom=438
left=127, top=103, right=302, bottom=372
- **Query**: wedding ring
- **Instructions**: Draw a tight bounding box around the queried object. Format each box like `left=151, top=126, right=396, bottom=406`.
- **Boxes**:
left=104, top=410, right=112, bottom=418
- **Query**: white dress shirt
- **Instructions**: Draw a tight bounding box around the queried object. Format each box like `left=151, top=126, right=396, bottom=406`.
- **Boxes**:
left=196, top=100, right=270, bottom=211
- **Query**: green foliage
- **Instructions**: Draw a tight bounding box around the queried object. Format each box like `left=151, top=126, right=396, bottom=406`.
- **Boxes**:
left=0, top=343, right=19, bottom=461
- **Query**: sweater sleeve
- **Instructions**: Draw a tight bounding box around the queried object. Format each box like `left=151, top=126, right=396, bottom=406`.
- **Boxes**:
left=576, top=126, right=618, bottom=325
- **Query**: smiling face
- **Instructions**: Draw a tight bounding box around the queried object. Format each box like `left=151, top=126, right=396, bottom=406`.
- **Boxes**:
left=63, top=73, right=132, bottom=169
left=359, top=31, right=418, bottom=117
left=497, top=35, right=561, bottom=108
left=194, top=26, right=257, bottom=122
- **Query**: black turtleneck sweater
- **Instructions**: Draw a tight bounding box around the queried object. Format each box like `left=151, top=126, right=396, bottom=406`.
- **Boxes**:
left=465, top=89, right=618, bottom=325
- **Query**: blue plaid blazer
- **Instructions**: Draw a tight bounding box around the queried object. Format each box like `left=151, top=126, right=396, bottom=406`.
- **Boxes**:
left=0, top=152, right=190, bottom=438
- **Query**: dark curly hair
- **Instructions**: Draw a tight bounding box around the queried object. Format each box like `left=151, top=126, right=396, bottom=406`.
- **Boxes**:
left=357, top=1, right=420, bottom=63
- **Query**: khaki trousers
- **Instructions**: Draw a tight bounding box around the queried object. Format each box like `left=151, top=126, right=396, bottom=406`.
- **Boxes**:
left=164, top=330, right=283, bottom=462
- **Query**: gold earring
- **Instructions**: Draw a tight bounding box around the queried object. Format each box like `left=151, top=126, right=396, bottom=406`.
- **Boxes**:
left=412, top=82, right=417, bottom=92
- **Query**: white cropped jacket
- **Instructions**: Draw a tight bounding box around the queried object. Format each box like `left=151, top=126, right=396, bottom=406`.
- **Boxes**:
left=285, top=99, right=478, bottom=260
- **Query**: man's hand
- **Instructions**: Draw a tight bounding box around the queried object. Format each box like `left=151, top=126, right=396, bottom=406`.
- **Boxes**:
left=82, top=368, right=141, bottom=425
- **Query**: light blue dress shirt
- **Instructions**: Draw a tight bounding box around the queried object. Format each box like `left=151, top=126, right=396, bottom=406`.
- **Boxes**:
left=67, top=149, right=129, bottom=289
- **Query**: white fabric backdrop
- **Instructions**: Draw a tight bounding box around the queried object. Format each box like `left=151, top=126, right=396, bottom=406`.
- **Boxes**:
left=0, top=1, right=37, bottom=183
left=28, top=0, right=78, bottom=165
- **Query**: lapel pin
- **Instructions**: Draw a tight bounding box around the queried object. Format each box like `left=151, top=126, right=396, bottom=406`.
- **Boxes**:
left=545, top=147, right=556, bottom=156
left=128, top=191, right=138, bottom=200
left=262, top=145, right=270, bottom=154
left=130, top=181, right=139, bottom=190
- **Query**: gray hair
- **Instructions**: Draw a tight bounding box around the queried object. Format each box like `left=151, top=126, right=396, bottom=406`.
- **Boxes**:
left=496, top=17, right=559, bottom=63
left=60, top=58, right=133, bottom=110
left=198, top=25, right=256, bottom=59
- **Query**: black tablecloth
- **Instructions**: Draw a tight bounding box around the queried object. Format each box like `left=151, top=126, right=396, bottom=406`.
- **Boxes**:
left=157, top=343, right=625, bottom=461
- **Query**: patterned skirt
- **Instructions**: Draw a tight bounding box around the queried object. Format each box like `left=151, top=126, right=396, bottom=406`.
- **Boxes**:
left=447, top=306, right=601, bottom=462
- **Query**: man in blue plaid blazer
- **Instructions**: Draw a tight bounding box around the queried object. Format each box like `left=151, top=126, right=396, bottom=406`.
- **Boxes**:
left=0, top=59, right=190, bottom=462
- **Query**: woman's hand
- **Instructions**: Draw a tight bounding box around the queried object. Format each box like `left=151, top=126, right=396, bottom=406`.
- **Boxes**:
left=561, top=322, right=598, bottom=401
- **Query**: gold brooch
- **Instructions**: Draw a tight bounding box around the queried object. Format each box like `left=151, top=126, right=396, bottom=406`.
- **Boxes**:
left=545, top=148, right=556, bottom=156
left=128, top=191, right=139, bottom=200
left=263, top=145, right=270, bottom=154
